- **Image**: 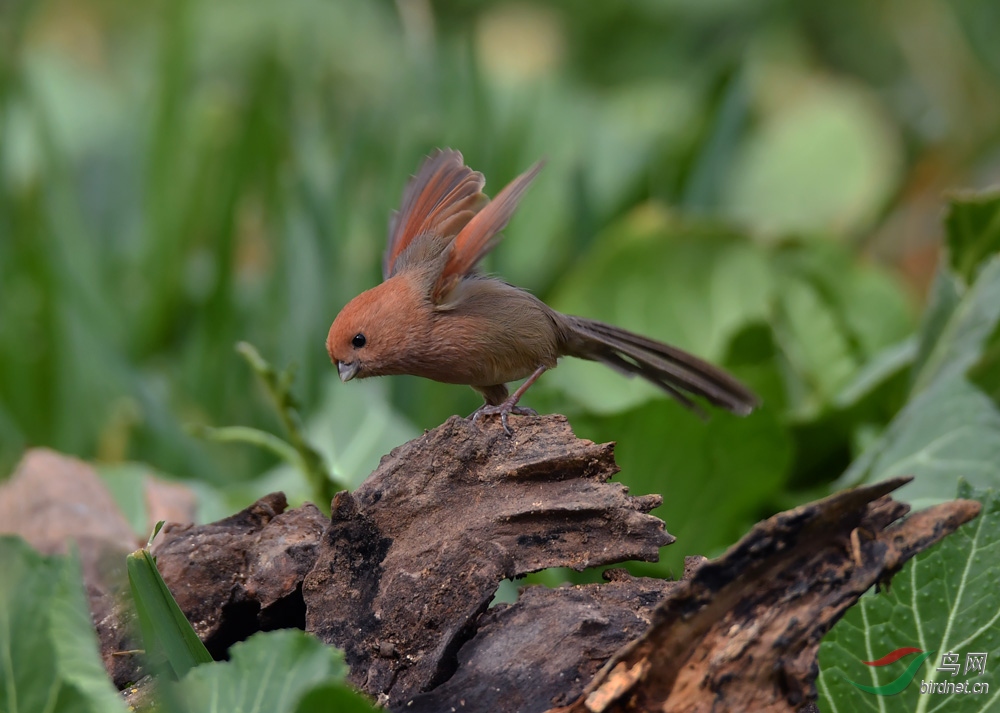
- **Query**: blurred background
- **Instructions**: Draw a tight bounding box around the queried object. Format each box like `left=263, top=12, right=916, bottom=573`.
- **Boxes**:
left=2, top=0, right=1000, bottom=573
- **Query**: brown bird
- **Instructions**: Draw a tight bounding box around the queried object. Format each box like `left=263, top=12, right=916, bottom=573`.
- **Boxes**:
left=327, top=149, right=759, bottom=433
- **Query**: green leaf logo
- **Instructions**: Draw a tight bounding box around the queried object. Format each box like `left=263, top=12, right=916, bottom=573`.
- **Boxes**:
left=847, top=647, right=935, bottom=696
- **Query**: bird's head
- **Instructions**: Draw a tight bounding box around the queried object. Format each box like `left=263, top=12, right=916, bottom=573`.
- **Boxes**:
left=326, top=276, right=427, bottom=382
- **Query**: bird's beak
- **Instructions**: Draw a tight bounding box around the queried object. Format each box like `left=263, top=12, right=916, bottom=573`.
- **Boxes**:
left=337, top=360, right=360, bottom=382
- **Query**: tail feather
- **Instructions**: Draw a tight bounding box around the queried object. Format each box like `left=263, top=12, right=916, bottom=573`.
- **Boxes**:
left=596, top=348, right=705, bottom=415
left=561, top=316, right=759, bottom=416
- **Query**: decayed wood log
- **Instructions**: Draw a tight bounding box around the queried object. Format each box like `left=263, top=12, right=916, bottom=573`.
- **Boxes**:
left=4, top=415, right=979, bottom=713
left=402, top=573, right=679, bottom=712
left=151, top=493, right=328, bottom=655
left=302, top=415, right=672, bottom=708
left=547, top=480, right=980, bottom=713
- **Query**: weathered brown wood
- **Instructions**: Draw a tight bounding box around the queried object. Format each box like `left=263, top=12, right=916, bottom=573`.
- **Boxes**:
left=404, top=573, right=679, bottom=713
left=548, top=478, right=981, bottom=713
left=302, top=414, right=672, bottom=707
left=3, top=420, right=980, bottom=713
left=150, top=493, right=328, bottom=656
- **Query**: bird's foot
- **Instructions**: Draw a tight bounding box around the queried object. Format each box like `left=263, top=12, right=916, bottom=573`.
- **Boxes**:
left=469, top=402, right=538, bottom=436
left=469, top=366, right=548, bottom=436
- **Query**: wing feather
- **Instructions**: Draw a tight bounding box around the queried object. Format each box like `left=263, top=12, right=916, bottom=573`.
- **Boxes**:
left=432, top=160, right=543, bottom=302
left=383, top=149, right=486, bottom=280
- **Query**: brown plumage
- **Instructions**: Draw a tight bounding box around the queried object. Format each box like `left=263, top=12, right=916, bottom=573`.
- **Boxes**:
left=327, top=149, right=759, bottom=432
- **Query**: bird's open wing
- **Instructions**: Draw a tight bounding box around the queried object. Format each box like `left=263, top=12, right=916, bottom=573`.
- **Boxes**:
left=431, top=160, right=543, bottom=303
left=383, top=149, right=486, bottom=280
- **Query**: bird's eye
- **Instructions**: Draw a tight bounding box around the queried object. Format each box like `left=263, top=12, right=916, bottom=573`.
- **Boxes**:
left=352, top=333, right=367, bottom=349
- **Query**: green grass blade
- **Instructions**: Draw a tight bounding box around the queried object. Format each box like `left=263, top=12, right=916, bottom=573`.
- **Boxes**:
left=126, top=546, right=212, bottom=679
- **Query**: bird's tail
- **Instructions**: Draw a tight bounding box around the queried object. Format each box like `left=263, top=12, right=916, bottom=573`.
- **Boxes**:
left=559, top=315, right=759, bottom=416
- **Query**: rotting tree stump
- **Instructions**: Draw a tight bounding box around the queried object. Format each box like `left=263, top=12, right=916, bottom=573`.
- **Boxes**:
left=8, top=415, right=977, bottom=712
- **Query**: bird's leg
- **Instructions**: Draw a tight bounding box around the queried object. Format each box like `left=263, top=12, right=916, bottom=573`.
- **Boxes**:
left=470, top=365, right=548, bottom=436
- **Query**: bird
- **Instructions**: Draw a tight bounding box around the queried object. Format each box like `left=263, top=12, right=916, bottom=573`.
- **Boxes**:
left=326, top=149, right=759, bottom=434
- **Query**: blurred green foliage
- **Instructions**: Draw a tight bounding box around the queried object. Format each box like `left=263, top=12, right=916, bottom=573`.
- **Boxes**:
left=0, top=537, right=129, bottom=713
left=3, top=0, right=1000, bottom=572
left=837, top=192, right=1000, bottom=510
left=167, top=630, right=377, bottom=713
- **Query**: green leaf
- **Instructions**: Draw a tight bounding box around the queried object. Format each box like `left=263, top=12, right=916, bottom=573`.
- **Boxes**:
left=168, top=630, right=365, bottom=713
left=773, top=269, right=859, bottom=415
left=969, top=319, right=1000, bottom=405
left=305, top=376, right=420, bottom=490
left=293, top=683, right=379, bottom=713
left=817, top=486, right=1000, bottom=712
left=722, top=80, right=901, bottom=237
left=838, top=255, right=1000, bottom=507
left=839, top=378, right=1000, bottom=510
left=770, top=240, right=915, bottom=418
left=0, top=537, right=129, bottom=713
left=833, top=336, right=916, bottom=410
left=945, top=190, right=1000, bottom=286
left=911, top=269, right=964, bottom=386
left=127, top=547, right=213, bottom=678
left=912, top=256, right=1000, bottom=397
left=839, top=194, right=1000, bottom=504
left=573, top=400, right=793, bottom=574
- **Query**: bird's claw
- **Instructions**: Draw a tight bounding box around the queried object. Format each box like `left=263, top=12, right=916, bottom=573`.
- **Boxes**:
left=469, top=404, right=537, bottom=436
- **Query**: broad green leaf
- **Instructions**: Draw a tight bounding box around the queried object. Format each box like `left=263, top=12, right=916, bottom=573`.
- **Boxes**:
left=945, top=191, right=1000, bottom=286
left=911, top=256, right=1000, bottom=397
left=302, top=376, right=420, bottom=490
left=969, top=320, right=1000, bottom=405
left=839, top=195, right=1000, bottom=503
left=911, top=269, right=964, bottom=387
left=833, top=337, right=916, bottom=410
left=839, top=255, right=1000, bottom=507
left=722, top=79, right=901, bottom=237
left=807, top=253, right=916, bottom=362
left=773, top=270, right=859, bottom=415
left=48, top=547, right=133, bottom=710
left=293, top=683, right=379, bottom=713
left=770, top=240, right=915, bottom=417
left=168, top=629, right=357, bottom=713
left=817, top=486, right=1000, bottom=712
left=839, top=376, right=1000, bottom=511
left=0, top=537, right=128, bottom=713
left=572, top=399, right=792, bottom=574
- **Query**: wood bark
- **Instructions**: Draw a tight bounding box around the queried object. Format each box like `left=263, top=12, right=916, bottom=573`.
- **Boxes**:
left=1, top=415, right=980, bottom=712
